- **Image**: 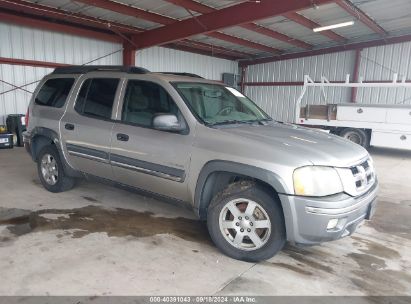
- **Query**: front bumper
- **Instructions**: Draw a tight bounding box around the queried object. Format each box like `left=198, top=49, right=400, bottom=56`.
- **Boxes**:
left=279, top=180, right=378, bottom=245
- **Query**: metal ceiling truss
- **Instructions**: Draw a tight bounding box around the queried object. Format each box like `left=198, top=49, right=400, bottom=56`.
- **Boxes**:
left=0, top=0, right=406, bottom=66
left=163, top=0, right=313, bottom=50
left=74, top=0, right=282, bottom=54
left=335, top=0, right=387, bottom=36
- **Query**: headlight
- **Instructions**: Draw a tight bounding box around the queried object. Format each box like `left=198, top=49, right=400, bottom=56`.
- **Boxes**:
left=293, top=166, right=343, bottom=196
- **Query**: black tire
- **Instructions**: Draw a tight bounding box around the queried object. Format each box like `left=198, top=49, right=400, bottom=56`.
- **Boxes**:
left=340, top=128, right=370, bottom=148
left=37, top=145, right=75, bottom=193
left=207, top=181, right=286, bottom=262
left=16, top=129, right=24, bottom=147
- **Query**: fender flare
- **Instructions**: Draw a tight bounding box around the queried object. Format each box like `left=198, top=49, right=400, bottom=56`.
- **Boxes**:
left=194, top=160, right=291, bottom=219
left=30, top=127, right=80, bottom=177
left=29, top=127, right=60, bottom=160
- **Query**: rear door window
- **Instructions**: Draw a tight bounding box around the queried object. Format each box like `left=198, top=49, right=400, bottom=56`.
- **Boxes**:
left=74, top=78, right=120, bottom=120
left=35, top=78, right=75, bottom=108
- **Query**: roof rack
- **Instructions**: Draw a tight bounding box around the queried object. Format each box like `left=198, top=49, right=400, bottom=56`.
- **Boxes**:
left=52, top=65, right=150, bottom=74
left=158, top=72, right=204, bottom=79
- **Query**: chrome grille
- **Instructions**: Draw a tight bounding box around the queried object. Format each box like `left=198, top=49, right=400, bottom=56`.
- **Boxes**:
left=350, top=159, right=375, bottom=192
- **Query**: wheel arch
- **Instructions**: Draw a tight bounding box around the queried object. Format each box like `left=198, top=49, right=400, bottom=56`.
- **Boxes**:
left=30, top=127, right=60, bottom=161
left=194, top=161, right=289, bottom=221
left=30, top=127, right=80, bottom=177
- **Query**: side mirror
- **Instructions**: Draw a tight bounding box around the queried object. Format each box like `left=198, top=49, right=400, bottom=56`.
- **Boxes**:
left=153, top=114, right=185, bottom=132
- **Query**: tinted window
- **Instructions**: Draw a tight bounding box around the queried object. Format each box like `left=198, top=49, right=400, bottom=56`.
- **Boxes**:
left=35, top=78, right=75, bottom=108
left=74, top=78, right=119, bottom=119
left=74, top=79, right=91, bottom=114
left=122, top=80, right=179, bottom=127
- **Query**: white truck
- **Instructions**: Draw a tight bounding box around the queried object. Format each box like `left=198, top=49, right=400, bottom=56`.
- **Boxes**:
left=296, top=74, right=411, bottom=150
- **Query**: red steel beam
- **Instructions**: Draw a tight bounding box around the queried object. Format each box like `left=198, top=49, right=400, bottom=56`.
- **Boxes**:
left=243, top=80, right=411, bottom=86
left=166, top=44, right=240, bottom=61
left=75, top=0, right=175, bottom=25
left=283, top=12, right=346, bottom=42
left=239, top=23, right=312, bottom=49
left=164, top=0, right=312, bottom=49
left=0, top=0, right=143, bottom=34
left=131, top=0, right=333, bottom=49
left=240, top=34, right=411, bottom=66
left=207, top=32, right=280, bottom=54
left=0, top=9, right=244, bottom=62
left=351, top=48, right=362, bottom=102
left=0, top=57, right=69, bottom=68
left=335, top=0, right=387, bottom=36
left=0, top=11, right=121, bottom=42
left=179, top=40, right=252, bottom=59
left=240, top=66, right=247, bottom=93
left=122, top=41, right=136, bottom=66
left=76, top=0, right=283, bottom=53
left=164, top=0, right=212, bottom=14
left=245, top=81, right=306, bottom=86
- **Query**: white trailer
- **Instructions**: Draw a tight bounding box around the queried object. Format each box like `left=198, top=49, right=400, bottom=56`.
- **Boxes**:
left=295, top=74, right=411, bottom=150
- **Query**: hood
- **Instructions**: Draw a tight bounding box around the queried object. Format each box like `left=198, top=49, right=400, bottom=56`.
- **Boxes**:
left=217, top=122, right=369, bottom=167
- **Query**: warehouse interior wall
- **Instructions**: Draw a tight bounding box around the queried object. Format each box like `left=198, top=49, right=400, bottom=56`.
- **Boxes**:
left=135, top=46, right=239, bottom=81
left=0, top=22, right=122, bottom=124
left=0, top=22, right=239, bottom=124
left=245, top=41, right=411, bottom=123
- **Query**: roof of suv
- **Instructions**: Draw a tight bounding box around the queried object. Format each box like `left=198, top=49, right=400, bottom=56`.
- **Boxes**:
left=52, top=65, right=150, bottom=75
left=51, top=65, right=221, bottom=84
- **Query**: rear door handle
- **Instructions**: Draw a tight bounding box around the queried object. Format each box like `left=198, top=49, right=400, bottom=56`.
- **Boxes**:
left=65, top=123, right=75, bottom=131
left=116, top=133, right=129, bottom=142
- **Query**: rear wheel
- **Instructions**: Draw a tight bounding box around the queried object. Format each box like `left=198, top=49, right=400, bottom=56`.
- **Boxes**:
left=340, top=128, right=369, bottom=148
left=207, top=181, right=285, bottom=262
left=37, top=145, right=75, bottom=192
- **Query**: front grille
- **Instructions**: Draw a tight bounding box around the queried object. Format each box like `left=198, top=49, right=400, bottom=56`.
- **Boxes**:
left=350, top=159, right=375, bottom=192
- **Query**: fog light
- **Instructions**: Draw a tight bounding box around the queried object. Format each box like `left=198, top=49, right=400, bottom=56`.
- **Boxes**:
left=327, top=218, right=339, bottom=230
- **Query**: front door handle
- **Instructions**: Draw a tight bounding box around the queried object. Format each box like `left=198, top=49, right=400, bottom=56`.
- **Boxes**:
left=116, top=133, right=129, bottom=142
left=65, top=123, right=75, bottom=131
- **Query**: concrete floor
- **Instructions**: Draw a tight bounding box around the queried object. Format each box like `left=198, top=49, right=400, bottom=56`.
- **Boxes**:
left=0, top=147, right=410, bottom=296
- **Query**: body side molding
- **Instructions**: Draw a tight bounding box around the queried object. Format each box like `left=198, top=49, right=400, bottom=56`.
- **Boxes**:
left=111, top=153, right=185, bottom=182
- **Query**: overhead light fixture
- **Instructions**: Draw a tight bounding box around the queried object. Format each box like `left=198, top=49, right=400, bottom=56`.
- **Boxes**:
left=313, top=21, right=355, bottom=32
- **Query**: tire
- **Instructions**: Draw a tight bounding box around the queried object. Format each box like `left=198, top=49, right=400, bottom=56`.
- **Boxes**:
left=37, top=145, right=75, bottom=193
left=11, top=131, right=18, bottom=147
left=340, top=128, right=369, bottom=148
left=207, top=181, right=286, bottom=262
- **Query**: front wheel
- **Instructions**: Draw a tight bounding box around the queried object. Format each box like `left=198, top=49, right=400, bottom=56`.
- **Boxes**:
left=207, top=181, right=286, bottom=262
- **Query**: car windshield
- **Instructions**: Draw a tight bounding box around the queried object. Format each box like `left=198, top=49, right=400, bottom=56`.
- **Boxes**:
left=173, top=82, right=271, bottom=125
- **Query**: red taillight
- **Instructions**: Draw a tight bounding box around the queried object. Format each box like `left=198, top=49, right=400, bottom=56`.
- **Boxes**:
left=25, top=108, right=29, bottom=127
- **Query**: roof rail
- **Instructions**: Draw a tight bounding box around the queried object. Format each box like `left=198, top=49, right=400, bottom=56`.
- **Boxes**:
left=52, top=65, right=150, bottom=74
left=158, top=72, right=204, bottom=79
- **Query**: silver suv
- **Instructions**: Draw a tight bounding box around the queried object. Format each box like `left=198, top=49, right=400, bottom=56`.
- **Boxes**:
left=23, top=66, right=378, bottom=261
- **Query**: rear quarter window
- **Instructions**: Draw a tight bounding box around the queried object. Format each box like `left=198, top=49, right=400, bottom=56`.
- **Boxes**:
left=35, top=78, right=75, bottom=108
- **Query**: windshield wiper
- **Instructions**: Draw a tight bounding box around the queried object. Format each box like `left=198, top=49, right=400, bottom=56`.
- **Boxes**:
left=208, top=120, right=255, bottom=126
left=208, top=118, right=274, bottom=126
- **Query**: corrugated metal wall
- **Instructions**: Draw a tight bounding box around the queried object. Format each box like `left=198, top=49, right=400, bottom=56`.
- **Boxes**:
left=136, top=46, right=238, bottom=80
left=245, top=42, right=411, bottom=122
left=356, top=42, right=411, bottom=106
left=0, top=23, right=239, bottom=124
left=245, top=51, right=355, bottom=122
left=0, top=22, right=122, bottom=124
